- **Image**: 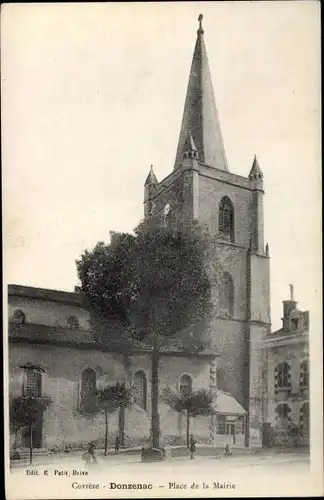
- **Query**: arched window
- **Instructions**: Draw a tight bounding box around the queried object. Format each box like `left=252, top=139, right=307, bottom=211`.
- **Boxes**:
left=133, top=371, right=147, bottom=410
left=12, top=309, right=26, bottom=325
left=80, top=368, right=97, bottom=413
left=23, top=367, right=42, bottom=397
left=219, top=272, right=234, bottom=317
left=67, top=316, right=79, bottom=329
left=219, top=197, right=234, bottom=242
left=300, top=359, right=309, bottom=388
left=276, top=403, right=291, bottom=428
left=274, top=362, right=291, bottom=389
left=179, top=374, right=192, bottom=397
left=299, top=402, right=309, bottom=436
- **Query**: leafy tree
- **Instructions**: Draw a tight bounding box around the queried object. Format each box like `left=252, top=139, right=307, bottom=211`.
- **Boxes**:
left=96, top=382, right=134, bottom=456
left=76, top=220, right=219, bottom=448
left=162, top=387, right=216, bottom=447
left=10, top=395, right=52, bottom=464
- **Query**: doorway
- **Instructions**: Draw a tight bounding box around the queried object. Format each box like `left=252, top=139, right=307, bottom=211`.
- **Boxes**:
left=226, top=422, right=236, bottom=445
left=22, top=419, right=43, bottom=449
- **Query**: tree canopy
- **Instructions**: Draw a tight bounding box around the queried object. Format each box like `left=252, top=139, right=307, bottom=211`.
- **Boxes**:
left=96, top=383, right=134, bottom=413
left=76, top=221, right=218, bottom=351
left=10, top=395, right=52, bottom=428
left=162, top=387, right=216, bottom=418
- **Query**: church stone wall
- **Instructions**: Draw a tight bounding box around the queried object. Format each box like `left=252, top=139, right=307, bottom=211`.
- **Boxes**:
left=9, top=343, right=126, bottom=448
left=218, top=245, right=248, bottom=320
left=150, top=173, right=184, bottom=224
left=9, top=343, right=213, bottom=449
left=198, top=174, right=253, bottom=247
left=123, top=354, right=213, bottom=444
left=209, top=318, right=247, bottom=409
left=249, top=254, right=271, bottom=324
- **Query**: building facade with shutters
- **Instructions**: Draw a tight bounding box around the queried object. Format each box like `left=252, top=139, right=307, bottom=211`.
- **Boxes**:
left=8, top=16, right=270, bottom=453
left=262, top=286, right=309, bottom=447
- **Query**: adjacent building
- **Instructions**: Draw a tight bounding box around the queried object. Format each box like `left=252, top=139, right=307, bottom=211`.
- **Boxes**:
left=262, top=286, right=309, bottom=447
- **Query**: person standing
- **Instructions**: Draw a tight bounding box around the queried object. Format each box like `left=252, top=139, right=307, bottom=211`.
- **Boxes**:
left=190, top=435, right=196, bottom=460
left=115, top=435, right=120, bottom=454
left=82, top=442, right=98, bottom=469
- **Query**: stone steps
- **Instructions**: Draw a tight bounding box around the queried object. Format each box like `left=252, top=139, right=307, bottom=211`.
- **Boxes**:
left=11, top=448, right=52, bottom=460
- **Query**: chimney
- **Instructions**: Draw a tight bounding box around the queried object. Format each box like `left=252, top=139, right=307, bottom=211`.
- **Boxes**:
left=282, top=284, right=298, bottom=331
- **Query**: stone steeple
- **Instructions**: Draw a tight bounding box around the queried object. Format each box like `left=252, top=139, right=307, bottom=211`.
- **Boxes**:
left=174, top=14, right=228, bottom=172
left=144, top=164, right=158, bottom=186
left=248, top=155, right=263, bottom=181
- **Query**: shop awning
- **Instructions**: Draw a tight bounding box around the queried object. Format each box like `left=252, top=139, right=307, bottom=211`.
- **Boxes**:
left=213, top=391, right=247, bottom=416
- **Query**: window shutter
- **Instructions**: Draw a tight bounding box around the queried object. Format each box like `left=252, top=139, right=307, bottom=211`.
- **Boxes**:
left=134, top=371, right=147, bottom=410
left=274, top=366, right=278, bottom=388
left=209, top=361, right=217, bottom=389
left=25, top=370, right=42, bottom=397
left=287, top=361, right=292, bottom=388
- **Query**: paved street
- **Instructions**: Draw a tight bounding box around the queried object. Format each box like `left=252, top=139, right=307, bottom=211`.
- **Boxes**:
left=7, top=451, right=312, bottom=499
left=9, top=450, right=310, bottom=474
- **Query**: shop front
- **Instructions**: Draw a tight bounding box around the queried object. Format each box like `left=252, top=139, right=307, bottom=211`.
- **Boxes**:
left=212, top=391, right=247, bottom=448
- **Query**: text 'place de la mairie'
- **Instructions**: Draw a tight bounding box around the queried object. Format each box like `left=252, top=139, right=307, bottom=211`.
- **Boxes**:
left=8, top=16, right=310, bottom=462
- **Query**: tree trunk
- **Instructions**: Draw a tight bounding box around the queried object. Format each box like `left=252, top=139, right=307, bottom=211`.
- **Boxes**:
left=244, top=413, right=250, bottom=448
left=13, top=427, right=19, bottom=449
left=186, top=410, right=190, bottom=448
left=119, top=354, right=130, bottom=447
left=151, top=349, right=160, bottom=449
left=104, top=411, right=108, bottom=456
left=29, top=423, right=33, bottom=465
left=119, top=407, right=125, bottom=447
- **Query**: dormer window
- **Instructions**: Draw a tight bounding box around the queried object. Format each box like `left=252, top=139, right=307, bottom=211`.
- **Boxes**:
left=67, top=316, right=79, bottom=329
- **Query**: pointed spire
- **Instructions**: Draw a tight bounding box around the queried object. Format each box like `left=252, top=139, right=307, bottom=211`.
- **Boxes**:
left=144, top=165, right=158, bottom=186
left=174, top=15, right=228, bottom=171
left=249, top=155, right=263, bottom=181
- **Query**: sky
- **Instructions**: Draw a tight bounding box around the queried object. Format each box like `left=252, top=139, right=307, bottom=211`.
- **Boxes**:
left=2, top=2, right=321, bottom=331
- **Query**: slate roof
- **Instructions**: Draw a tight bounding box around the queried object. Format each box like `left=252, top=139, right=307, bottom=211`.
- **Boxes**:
left=8, top=284, right=85, bottom=307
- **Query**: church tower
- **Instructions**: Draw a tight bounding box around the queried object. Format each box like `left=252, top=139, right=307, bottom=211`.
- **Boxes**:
left=143, top=15, right=271, bottom=445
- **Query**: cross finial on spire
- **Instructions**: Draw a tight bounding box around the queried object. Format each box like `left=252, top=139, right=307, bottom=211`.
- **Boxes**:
left=198, top=14, right=204, bottom=34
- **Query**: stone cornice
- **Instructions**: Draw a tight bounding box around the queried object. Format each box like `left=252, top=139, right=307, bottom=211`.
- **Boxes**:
left=9, top=335, right=218, bottom=359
